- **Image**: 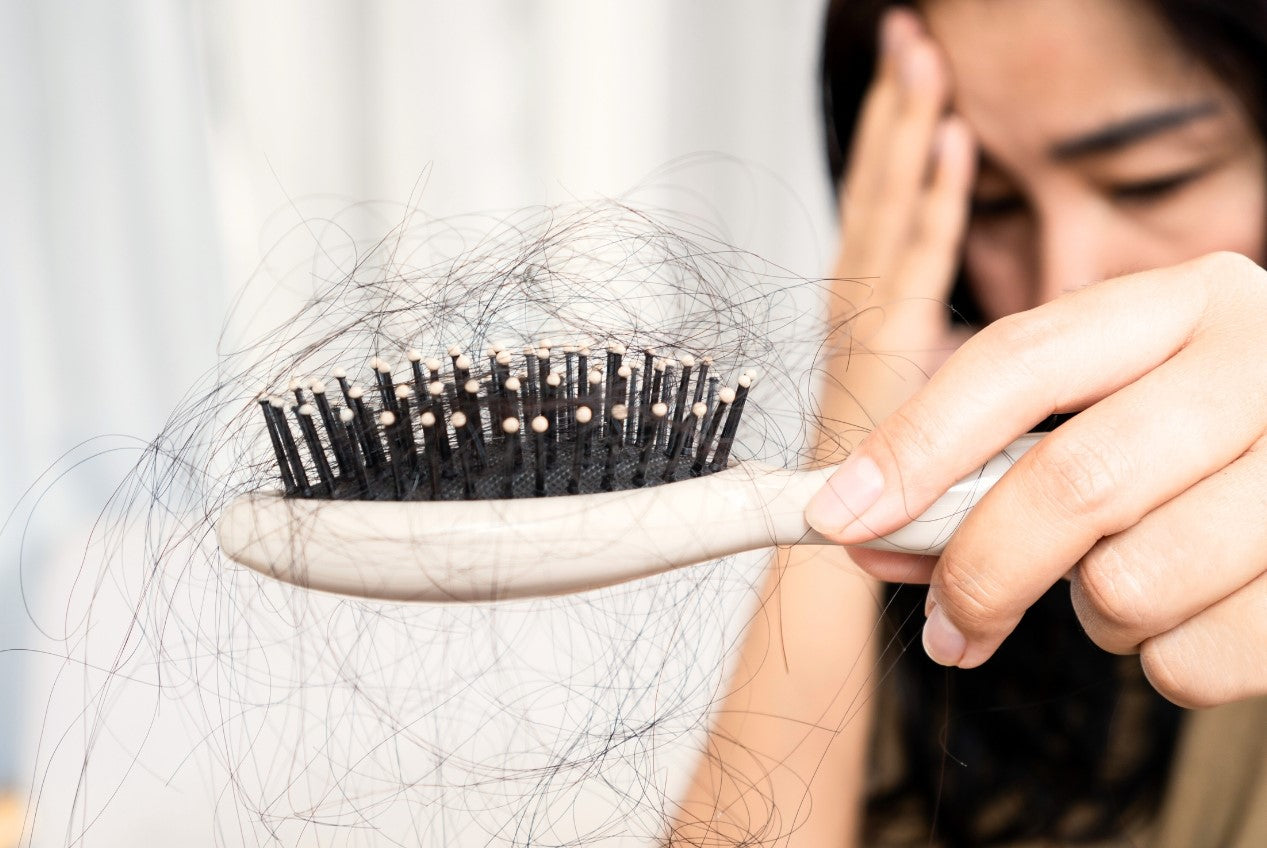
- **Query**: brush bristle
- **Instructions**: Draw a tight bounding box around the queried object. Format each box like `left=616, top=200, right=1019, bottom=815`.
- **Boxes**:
left=256, top=340, right=753, bottom=500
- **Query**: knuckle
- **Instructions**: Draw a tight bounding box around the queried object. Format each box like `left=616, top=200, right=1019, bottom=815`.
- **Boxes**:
left=970, top=311, right=1060, bottom=389
left=1197, top=251, right=1266, bottom=301
left=879, top=404, right=944, bottom=472
left=977, top=310, right=1054, bottom=357
left=1026, top=432, right=1128, bottom=526
left=935, top=549, right=1006, bottom=635
left=1201, top=249, right=1259, bottom=279
left=1075, top=542, right=1150, bottom=632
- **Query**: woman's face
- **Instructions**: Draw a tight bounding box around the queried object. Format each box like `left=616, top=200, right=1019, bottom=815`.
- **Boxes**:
left=922, top=0, right=1267, bottom=319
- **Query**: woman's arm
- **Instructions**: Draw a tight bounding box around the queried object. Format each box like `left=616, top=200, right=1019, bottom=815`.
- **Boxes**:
left=667, top=544, right=879, bottom=847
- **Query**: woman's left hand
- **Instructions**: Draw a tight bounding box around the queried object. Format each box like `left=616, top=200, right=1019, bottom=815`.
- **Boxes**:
left=806, top=250, right=1267, bottom=709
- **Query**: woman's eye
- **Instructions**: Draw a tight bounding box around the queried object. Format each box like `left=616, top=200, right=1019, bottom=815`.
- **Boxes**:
left=1110, top=168, right=1206, bottom=203
left=970, top=194, right=1026, bottom=219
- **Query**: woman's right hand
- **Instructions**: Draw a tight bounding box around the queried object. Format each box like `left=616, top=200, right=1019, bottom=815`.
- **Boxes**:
left=820, top=7, right=976, bottom=460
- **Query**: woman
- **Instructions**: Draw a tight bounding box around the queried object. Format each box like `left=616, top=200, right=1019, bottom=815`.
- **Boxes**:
left=673, top=0, right=1267, bottom=845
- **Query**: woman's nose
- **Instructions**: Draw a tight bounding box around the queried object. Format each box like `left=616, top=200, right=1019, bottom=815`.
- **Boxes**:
left=1035, top=215, right=1105, bottom=306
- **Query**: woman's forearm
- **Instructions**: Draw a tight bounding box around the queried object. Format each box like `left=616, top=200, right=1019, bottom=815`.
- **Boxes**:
left=668, top=542, right=879, bottom=847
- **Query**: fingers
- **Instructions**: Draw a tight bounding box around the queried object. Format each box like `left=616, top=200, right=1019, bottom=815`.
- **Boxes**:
left=838, top=8, right=952, bottom=279
left=844, top=548, right=935, bottom=584
left=807, top=254, right=1220, bottom=545
left=923, top=332, right=1265, bottom=666
left=805, top=251, right=1267, bottom=677
left=1141, top=569, right=1267, bottom=708
left=1071, top=441, right=1267, bottom=655
left=893, top=115, right=975, bottom=295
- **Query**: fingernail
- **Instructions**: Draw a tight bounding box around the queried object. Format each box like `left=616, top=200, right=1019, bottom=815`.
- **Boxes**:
left=806, top=454, right=885, bottom=538
left=880, top=11, right=905, bottom=57
left=922, top=605, right=967, bottom=667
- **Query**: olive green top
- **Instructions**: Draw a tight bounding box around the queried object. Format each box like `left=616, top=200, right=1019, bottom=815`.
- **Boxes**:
left=1153, top=696, right=1267, bottom=847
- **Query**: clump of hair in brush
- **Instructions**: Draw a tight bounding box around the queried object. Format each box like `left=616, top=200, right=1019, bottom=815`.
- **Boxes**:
left=20, top=198, right=833, bottom=847
left=218, top=201, right=815, bottom=507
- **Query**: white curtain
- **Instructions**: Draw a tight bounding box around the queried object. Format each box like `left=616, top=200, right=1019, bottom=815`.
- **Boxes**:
left=3, top=0, right=836, bottom=840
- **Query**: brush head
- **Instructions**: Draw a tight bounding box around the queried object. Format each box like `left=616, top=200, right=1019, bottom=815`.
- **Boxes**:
left=223, top=338, right=770, bottom=599
left=248, top=339, right=753, bottom=503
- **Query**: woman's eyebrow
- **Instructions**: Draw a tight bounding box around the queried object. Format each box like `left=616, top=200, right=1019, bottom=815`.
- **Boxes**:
left=1049, top=99, right=1221, bottom=160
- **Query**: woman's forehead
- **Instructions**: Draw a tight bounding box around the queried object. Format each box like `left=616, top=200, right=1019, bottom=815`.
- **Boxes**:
left=920, top=0, right=1221, bottom=163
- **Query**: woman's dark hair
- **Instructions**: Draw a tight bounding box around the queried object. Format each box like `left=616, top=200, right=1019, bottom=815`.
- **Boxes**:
left=819, top=0, right=1267, bottom=844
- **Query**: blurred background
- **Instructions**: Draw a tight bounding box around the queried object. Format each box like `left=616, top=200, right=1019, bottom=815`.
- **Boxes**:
left=1, top=1, right=835, bottom=843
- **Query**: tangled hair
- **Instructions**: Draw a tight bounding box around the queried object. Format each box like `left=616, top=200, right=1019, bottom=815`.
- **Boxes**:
left=18, top=198, right=869, bottom=846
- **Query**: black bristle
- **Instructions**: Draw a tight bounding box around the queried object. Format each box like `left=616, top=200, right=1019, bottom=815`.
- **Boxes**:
left=585, top=369, right=603, bottom=460
left=340, top=409, right=371, bottom=497
left=295, top=404, right=337, bottom=495
left=451, top=349, right=471, bottom=386
left=625, top=363, right=641, bottom=445
left=374, top=360, right=399, bottom=413
left=710, top=377, right=751, bottom=472
left=395, top=387, right=422, bottom=484
left=664, top=403, right=702, bottom=482
left=523, top=348, right=539, bottom=402
left=349, top=388, right=386, bottom=469
left=409, top=351, right=427, bottom=395
left=420, top=411, right=443, bottom=498
left=335, top=371, right=353, bottom=406
left=451, top=411, right=476, bottom=498
left=599, top=404, right=627, bottom=492
left=380, top=411, right=406, bottom=499
left=632, top=403, right=664, bottom=488
left=259, top=396, right=297, bottom=495
left=541, top=373, right=558, bottom=465
left=682, top=358, right=710, bottom=455
left=671, top=357, right=694, bottom=430
left=639, top=349, right=655, bottom=443
left=692, top=388, right=732, bottom=477
left=462, top=379, right=486, bottom=459
left=613, top=367, right=630, bottom=447
left=564, top=349, right=576, bottom=402
left=426, top=382, right=454, bottom=467
left=504, top=377, right=525, bottom=470
left=657, top=364, right=675, bottom=450
left=467, top=410, right=490, bottom=472
left=311, top=384, right=350, bottom=479
left=646, top=362, right=664, bottom=442
left=536, top=349, right=551, bottom=412
left=501, top=418, right=520, bottom=498
left=664, top=406, right=690, bottom=472
left=271, top=399, right=312, bottom=497
left=531, top=415, right=548, bottom=497
left=567, top=406, right=592, bottom=494
left=603, top=345, right=623, bottom=435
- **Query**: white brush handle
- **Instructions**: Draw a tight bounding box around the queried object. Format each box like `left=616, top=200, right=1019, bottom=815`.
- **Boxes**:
left=217, top=434, right=1042, bottom=602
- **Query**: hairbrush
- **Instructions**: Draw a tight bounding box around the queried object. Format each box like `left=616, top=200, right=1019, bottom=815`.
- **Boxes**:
left=216, top=339, right=1041, bottom=602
